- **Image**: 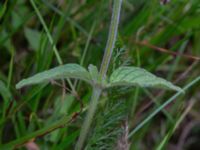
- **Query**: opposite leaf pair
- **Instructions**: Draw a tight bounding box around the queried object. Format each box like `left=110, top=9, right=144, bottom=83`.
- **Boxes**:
left=16, top=63, right=182, bottom=93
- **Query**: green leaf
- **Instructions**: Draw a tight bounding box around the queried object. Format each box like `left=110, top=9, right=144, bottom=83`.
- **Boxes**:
left=24, top=28, right=41, bottom=50
left=88, top=64, right=100, bottom=82
left=108, top=66, right=183, bottom=92
left=0, top=80, right=12, bottom=100
left=16, top=64, right=91, bottom=89
left=88, top=64, right=107, bottom=86
left=0, top=0, right=7, bottom=20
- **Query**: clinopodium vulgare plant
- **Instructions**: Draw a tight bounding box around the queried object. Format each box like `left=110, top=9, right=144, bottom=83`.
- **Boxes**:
left=16, top=0, right=183, bottom=149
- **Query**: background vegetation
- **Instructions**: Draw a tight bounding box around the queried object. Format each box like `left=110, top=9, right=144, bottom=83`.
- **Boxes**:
left=0, top=0, right=200, bottom=149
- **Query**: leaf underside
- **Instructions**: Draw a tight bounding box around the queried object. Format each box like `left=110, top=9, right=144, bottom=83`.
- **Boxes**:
left=16, top=64, right=91, bottom=89
left=108, top=66, right=183, bottom=92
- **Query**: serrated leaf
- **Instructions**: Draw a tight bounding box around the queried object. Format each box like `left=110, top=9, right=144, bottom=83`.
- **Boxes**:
left=16, top=64, right=91, bottom=89
left=108, top=66, right=183, bottom=92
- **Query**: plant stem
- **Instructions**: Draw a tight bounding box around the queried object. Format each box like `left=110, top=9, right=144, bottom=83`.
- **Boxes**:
left=100, top=0, right=122, bottom=79
left=75, top=0, right=122, bottom=149
left=75, top=88, right=101, bottom=150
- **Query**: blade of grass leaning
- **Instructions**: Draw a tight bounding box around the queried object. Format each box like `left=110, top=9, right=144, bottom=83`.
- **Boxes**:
left=0, top=115, right=70, bottom=149
left=41, top=0, right=89, bottom=37
left=29, top=0, right=75, bottom=92
left=143, top=89, right=174, bottom=123
left=74, top=22, right=96, bottom=89
left=0, top=80, right=12, bottom=100
left=0, top=0, right=8, bottom=19
left=156, top=100, right=195, bottom=150
left=128, top=75, right=200, bottom=138
left=7, top=49, right=14, bottom=89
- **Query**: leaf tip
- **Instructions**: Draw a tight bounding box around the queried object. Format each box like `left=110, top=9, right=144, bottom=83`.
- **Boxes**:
left=15, top=80, right=26, bottom=89
left=170, top=84, right=184, bottom=93
left=15, top=82, right=22, bottom=89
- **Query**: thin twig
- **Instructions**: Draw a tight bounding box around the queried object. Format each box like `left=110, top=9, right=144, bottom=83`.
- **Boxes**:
left=50, top=80, right=84, bottom=113
left=135, top=40, right=200, bottom=60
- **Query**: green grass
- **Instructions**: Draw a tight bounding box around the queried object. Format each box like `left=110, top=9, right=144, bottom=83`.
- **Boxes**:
left=0, top=0, right=200, bottom=150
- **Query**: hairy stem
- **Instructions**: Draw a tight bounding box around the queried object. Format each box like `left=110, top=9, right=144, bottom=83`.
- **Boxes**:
left=75, top=88, right=101, bottom=150
left=75, top=0, right=122, bottom=149
left=100, top=0, right=122, bottom=79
